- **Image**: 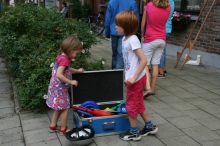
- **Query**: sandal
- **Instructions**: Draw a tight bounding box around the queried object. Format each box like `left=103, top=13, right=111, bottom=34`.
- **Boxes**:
left=59, top=126, right=70, bottom=135
left=49, top=125, right=61, bottom=133
left=143, top=90, right=155, bottom=98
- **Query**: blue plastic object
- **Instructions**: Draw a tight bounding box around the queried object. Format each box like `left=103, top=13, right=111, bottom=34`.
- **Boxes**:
left=117, top=103, right=126, bottom=113
left=77, top=110, right=93, bottom=117
left=80, top=101, right=99, bottom=109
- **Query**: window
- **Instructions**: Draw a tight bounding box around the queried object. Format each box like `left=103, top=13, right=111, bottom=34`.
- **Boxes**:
left=174, top=0, right=201, bottom=15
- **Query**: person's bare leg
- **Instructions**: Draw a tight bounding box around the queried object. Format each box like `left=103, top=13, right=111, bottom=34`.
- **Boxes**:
left=128, top=117, right=137, bottom=127
left=151, top=64, right=158, bottom=94
left=60, top=109, right=69, bottom=131
left=159, top=68, right=164, bottom=74
left=140, top=110, right=151, bottom=122
left=51, top=110, right=61, bottom=127
left=143, top=66, right=152, bottom=95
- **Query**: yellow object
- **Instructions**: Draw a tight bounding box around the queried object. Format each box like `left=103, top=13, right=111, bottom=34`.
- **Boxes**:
left=105, top=107, right=110, bottom=111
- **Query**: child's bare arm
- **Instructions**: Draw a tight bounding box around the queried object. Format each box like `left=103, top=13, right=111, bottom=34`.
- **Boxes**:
left=70, top=68, right=84, bottom=73
left=56, top=66, right=78, bottom=86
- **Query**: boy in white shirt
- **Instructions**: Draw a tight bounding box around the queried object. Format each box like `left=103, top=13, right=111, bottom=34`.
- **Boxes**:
left=115, top=10, right=158, bottom=141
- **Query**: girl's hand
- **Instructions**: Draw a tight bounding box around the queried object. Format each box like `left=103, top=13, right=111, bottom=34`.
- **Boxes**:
left=78, top=68, right=84, bottom=73
left=70, top=80, right=78, bottom=86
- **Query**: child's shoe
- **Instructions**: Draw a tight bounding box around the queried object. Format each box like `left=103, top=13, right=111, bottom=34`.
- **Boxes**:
left=119, top=130, right=141, bottom=141
left=140, top=125, right=158, bottom=136
left=49, top=125, right=60, bottom=133
left=60, top=126, right=70, bottom=135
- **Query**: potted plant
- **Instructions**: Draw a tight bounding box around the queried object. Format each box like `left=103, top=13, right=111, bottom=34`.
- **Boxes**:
left=172, top=11, right=191, bottom=30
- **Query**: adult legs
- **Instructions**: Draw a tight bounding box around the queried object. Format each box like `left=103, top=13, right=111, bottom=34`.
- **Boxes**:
left=159, top=33, right=170, bottom=74
left=111, top=36, right=124, bottom=69
left=151, top=64, right=158, bottom=94
left=111, top=36, right=117, bottom=69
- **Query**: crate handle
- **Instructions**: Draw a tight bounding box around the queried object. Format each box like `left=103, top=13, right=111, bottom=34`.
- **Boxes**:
left=102, top=121, right=116, bottom=131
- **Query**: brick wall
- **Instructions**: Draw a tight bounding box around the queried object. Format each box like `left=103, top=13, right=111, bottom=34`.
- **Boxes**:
left=168, top=0, right=220, bottom=55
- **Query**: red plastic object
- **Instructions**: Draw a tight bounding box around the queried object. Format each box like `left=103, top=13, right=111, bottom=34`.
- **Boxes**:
left=72, top=106, right=113, bottom=116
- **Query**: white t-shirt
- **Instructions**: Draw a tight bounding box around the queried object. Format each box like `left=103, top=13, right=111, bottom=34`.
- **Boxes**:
left=122, top=35, right=146, bottom=82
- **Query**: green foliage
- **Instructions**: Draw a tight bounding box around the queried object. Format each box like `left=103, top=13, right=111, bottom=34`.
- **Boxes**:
left=0, top=4, right=109, bottom=112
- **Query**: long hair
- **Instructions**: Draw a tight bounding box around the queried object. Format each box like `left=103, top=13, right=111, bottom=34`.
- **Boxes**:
left=152, top=0, right=169, bottom=8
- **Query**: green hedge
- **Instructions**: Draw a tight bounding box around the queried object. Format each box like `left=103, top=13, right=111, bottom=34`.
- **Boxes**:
left=0, top=4, right=108, bottom=112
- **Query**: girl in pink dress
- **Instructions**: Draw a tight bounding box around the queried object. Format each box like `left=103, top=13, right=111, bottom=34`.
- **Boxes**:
left=46, top=36, right=84, bottom=135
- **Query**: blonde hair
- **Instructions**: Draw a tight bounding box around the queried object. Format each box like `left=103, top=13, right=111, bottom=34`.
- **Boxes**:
left=61, top=36, right=83, bottom=55
left=152, top=0, right=169, bottom=8
left=115, top=10, right=139, bottom=36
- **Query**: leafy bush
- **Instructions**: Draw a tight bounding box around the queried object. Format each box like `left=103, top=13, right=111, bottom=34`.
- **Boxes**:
left=69, top=0, right=91, bottom=20
left=0, top=4, right=109, bottom=112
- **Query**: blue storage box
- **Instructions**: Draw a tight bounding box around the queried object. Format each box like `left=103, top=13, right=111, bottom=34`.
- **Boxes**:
left=70, top=70, right=130, bottom=136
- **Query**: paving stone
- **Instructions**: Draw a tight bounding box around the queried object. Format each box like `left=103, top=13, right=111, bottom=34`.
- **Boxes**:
left=151, top=89, right=172, bottom=96
left=209, top=88, right=220, bottom=95
left=195, top=92, right=220, bottom=100
left=0, top=115, right=20, bottom=131
left=174, top=82, right=196, bottom=88
left=161, top=135, right=201, bottom=146
left=162, top=86, right=186, bottom=93
left=154, top=80, right=174, bottom=87
left=153, top=108, right=185, bottom=118
left=94, top=135, right=129, bottom=146
left=144, top=98, right=171, bottom=109
left=0, top=94, right=11, bottom=101
left=0, top=88, right=11, bottom=94
left=182, top=126, right=220, bottom=142
left=0, top=82, right=10, bottom=88
left=209, top=80, right=220, bottom=86
left=154, top=123, right=185, bottom=139
left=197, top=83, right=220, bottom=90
left=20, top=111, right=48, bottom=120
left=146, top=113, right=168, bottom=125
left=196, top=117, right=220, bottom=130
left=215, top=130, right=220, bottom=136
left=209, top=99, right=220, bottom=105
left=23, top=128, right=57, bottom=145
left=183, top=97, right=214, bottom=106
left=213, top=113, right=220, bottom=118
left=21, top=115, right=51, bottom=131
left=28, top=139, right=61, bottom=146
left=0, top=140, right=25, bottom=146
left=168, top=116, right=202, bottom=129
left=172, top=91, right=199, bottom=99
left=183, top=109, right=214, bottom=120
left=0, top=108, right=15, bottom=118
left=201, top=139, right=220, bottom=146
left=0, top=127, right=23, bottom=145
left=0, top=79, right=9, bottom=83
left=184, top=86, right=210, bottom=94
left=0, top=100, right=14, bottom=108
left=197, top=104, right=220, bottom=114
left=168, top=102, right=198, bottom=111
left=129, top=135, right=165, bottom=146
left=156, top=95, right=184, bottom=104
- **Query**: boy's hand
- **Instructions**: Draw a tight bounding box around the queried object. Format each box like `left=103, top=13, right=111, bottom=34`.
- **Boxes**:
left=78, top=68, right=84, bottom=73
left=70, top=80, right=78, bottom=86
left=124, top=77, right=136, bottom=85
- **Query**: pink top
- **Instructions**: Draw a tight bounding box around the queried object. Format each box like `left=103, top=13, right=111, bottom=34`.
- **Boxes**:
left=143, top=2, right=171, bottom=43
left=56, top=54, right=71, bottom=67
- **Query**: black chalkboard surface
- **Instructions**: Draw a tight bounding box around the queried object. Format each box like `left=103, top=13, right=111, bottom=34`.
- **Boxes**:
left=71, top=70, right=124, bottom=105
